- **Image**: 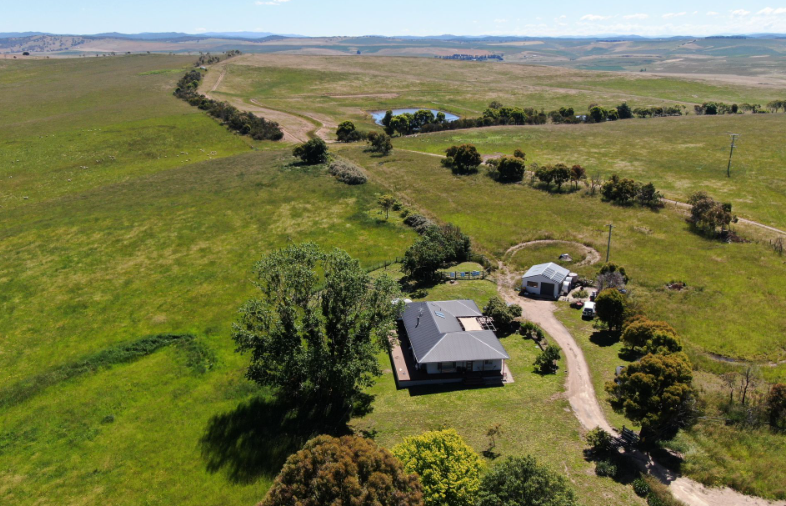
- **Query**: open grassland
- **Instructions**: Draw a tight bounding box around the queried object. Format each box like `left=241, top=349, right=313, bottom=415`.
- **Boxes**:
left=210, top=54, right=785, bottom=134
left=338, top=145, right=786, bottom=369
left=395, top=118, right=786, bottom=230
left=0, top=56, right=269, bottom=210
left=352, top=335, right=645, bottom=506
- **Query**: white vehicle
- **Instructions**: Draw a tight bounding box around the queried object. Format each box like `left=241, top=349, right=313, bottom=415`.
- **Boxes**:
left=582, top=301, right=596, bottom=319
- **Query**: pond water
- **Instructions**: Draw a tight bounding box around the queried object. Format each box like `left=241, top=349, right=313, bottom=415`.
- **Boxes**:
left=371, top=108, right=460, bottom=125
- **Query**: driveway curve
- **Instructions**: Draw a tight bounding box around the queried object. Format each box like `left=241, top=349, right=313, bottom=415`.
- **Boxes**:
left=496, top=241, right=785, bottom=506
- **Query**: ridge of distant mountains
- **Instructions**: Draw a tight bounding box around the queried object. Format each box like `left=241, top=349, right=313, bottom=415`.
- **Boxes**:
left=1, top=31, right=785, bottom=41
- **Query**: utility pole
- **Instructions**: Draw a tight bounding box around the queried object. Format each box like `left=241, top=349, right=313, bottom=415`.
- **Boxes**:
left=727, top=133, right=739, bottom=178
left=605, top=224, right=614, bottom=263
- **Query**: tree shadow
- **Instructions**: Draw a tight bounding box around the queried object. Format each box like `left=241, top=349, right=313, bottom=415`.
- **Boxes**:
left=589, top=330, right=620, bottom=347
left=199, top=393, right=360, bottom=484
left=582, top=449, right=641, bottom=486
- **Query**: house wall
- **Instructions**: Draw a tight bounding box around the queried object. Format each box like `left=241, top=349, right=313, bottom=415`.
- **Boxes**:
left=424, top=360, right=502, bottom=374
left=522, top=274, right=560, bottom=298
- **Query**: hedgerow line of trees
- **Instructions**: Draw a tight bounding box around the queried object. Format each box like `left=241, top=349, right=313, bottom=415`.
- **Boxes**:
left=173, top=58, right=283, bottom=141
left=193, top=49, right=241, bottom=67
left=372, top=98, right=786, bottom=138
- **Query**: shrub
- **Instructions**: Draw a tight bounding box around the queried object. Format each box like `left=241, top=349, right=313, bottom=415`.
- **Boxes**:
left=392, top=429, right=483, bottom=506
left=443, top=144, right=482, bottom=174
left=261, top=435, right=423, bottom=506
left=633, top=477, right=651, bottom=497
left=534, top=345, right=560, bottom=374
left=574, top=289, right=588, bottom=298
left=403, top=214, right=435, bottom=234
left=293, top=138, right=329, bottom=164
left=477, top=455, right=579, bottom=506
left=520, top=321, right=545, bottom=340
left=496, top=156, right=526, bottom=183
left=586, top=427, right=614, bottom=455
left=483, top=296, right=521, bottom=331
left=594, top=289, right=627, bottom=331
left=642, top=475, right=684, bottom=506
left=328, top=159, right=367, bottom=185
left=594, top=459, right=617, bottom=477
left=366, top=131, right=393, bottom=154
left=402, top=224, right=471, bottom=281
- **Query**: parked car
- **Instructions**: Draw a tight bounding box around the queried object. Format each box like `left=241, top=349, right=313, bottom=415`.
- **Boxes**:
left=582, top=301, right=596, bottom=319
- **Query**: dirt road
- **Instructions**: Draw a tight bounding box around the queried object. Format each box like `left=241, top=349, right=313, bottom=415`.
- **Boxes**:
left=496, top=241, right=785, bottom=506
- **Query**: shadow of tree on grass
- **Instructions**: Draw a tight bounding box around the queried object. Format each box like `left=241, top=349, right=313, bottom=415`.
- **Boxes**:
left=589, top=330, right=620, bottom=348
left=199, top=393, right=369, bottom=484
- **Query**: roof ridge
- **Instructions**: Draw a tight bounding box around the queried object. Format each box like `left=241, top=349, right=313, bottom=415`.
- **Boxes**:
left=467, top=332, right=509, bottom=358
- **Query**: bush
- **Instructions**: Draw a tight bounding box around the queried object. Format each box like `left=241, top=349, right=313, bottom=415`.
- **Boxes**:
left=443, top=144, right=482, bottom=174
left=402, top=224, right=471, bottom=282
left=594, top=459, right=617, bottom=477
left=633, top=477, right=651, bottom=497
left=520, top=321, right=545, bottom=340
left=392, top=429, right=483, bottom=506
left=403, top=214, right=435, bottom=234
left=534, top=345, right=560, bottom=374
left=328, top=159, right=367, bottom=185
left=642, top=475, right=684, bottom=506
left=477, top=455, right=578, bottom=506
left=335, top=120, right=364, bottom=142
left=293, top=138, right=329, bottom=164
left=483, top=296, right=521, bottom=331
left=366, top=131, right=393, bottom=154
left=586, top=427, right=614, bottom=455
left=594, top=289, right=627, bottom=331
left=496, top=156, right=526, bottom=183
left=262, top=435, right=423, bottom=506
left=574, top=289, right=588, bottom=298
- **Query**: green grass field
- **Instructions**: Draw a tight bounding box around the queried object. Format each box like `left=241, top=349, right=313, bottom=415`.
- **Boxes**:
left=2, top=53, right=786, bottom=505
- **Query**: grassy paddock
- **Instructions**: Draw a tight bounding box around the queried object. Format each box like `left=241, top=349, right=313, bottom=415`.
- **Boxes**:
left=339, top=145, right=786, bottom=367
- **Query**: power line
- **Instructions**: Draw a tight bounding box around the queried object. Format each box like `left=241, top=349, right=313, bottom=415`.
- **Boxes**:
left=727, top=133, right=739, bottom=178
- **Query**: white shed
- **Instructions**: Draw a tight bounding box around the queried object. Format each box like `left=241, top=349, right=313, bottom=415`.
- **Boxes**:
left=521, top=262, right=571, bottom=299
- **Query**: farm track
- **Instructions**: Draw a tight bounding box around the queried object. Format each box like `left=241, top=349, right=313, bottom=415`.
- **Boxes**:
left=497, top=241, right=785, bottom=506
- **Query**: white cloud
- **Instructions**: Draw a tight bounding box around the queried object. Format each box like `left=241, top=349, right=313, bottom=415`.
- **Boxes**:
left=255, top=0, right=290, bottom=5
left=757, top=7, right=786, bottom=15
left=623, top=13, right=649, bottom=20
left=580, top=14, right=612, bottom=21
left=194, top=27, right=207, bottom=33
left=494, top=18, right=507, bottom=23
left=706, top=11, right=719, bottom=15
left=730, top=9, right=751, bottom=16
left=662, top=12, right=687, bottom=19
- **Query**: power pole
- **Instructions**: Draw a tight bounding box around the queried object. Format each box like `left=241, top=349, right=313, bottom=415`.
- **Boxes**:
left=605, top=224, right=614, bottom=263
left=726, top=133, right=739, bottom=178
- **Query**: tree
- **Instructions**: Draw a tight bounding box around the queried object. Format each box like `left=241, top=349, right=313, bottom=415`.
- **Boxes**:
left=601, top=174, right=639, bottom=204
left=589, top=106, right=607, bottom=123
left=767, top=383, right=786, bottom=430
left=688, top=191, right=732, bottom=236
left=443, top=144, right=482, bottom=174
left=261, top=435, right=423, bottom=506
left=534, top=345, right=561, bottom=374
left=552, top=163, right=571, bottom=190
left=392, top=429, right=483, bottom=506
left=402, top=224, right=472, bottom=282
left=594, top=289, right=627, bottom=331
left=621, top=317, right=677, bottom=354
left=232, top=243, right=401, bottom=403
left=513, top=149, right=526, bottom=159
left=617, top=102, right=633, bottom=119
left=606, top=352, right=695, bottom=441
left=496, top=156, right=526, bottom=183
left=570, top=165, right=586, bottom=189
left=643, top=330, right=683, bottom=355
left=477, top=455, right=578, bottom=506
left=336, top=120, right=363, bottom=142
left=381, top=109, right=393, bottom=127
left=366, top=132, right=393, bottom=155
left=378, top=194, right=397, bottom=219
left=292, top=138, right=328, bottom=164
left=535, top=165, right=555, bottom=186
left=585, top=428, right=614, bottom=455
left=637, top=182, right=662, bottom=208
left=483, top=296, right=522, bottom=332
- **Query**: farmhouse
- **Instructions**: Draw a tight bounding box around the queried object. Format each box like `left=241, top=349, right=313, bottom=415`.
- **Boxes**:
left=521, top=262, right=573, bottom=299
left=391, top=300, right=511, bottom=387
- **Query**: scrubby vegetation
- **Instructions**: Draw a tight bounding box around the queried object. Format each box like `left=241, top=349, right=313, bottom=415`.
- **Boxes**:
left=292, top=137, right=329, bottom=164
left=601, top=174, right=663, bottom=208
left=328, top=158, right=367, bottom=185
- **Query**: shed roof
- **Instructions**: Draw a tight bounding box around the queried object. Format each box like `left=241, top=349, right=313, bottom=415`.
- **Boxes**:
left=521, top=262, right=570, bottom=284
left=402, top=300, right=509, bottom=364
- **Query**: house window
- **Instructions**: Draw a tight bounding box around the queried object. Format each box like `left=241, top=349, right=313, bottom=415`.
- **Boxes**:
left=526, top=281, right=539, bottom=288
left=484, top=360, right=493, bottom=365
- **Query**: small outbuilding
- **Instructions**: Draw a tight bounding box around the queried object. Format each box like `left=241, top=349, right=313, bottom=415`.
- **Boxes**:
left=521, top=262, right=571, bottom=299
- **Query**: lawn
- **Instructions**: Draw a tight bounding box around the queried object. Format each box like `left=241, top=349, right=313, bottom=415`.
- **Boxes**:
left=352, top=323, right=645, bottom=506
left=506, top=242, right=591, bottom=274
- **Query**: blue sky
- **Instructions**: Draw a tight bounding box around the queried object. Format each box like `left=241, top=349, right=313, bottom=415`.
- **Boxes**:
left=4, top=1, right=786, bottom=36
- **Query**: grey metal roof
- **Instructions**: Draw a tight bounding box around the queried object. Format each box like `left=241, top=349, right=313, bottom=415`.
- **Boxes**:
left=521, top=262, right=570, bottom=284
left=402, top=300, right=509, bottom=363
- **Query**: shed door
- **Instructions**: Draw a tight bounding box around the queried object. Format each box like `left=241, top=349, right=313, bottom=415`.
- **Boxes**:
left=540, top=282, right=555, bottom=297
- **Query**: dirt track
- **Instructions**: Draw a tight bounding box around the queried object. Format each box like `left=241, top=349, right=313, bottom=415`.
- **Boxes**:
left=496, top=241, right=785, bottom=506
